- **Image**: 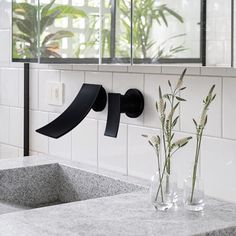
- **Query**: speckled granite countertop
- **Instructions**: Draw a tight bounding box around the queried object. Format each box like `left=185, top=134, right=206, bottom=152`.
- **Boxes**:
left=0, top=156, right=236, bottom=236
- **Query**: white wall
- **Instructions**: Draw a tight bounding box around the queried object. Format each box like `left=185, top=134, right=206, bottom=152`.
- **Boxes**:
left=0, top=0, right=24, bottom=158
left=1, top=0, right=236, bottom=203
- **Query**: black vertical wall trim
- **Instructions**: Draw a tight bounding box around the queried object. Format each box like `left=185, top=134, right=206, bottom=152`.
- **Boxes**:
left=231, top=0, right=234, bottom=67
left=24, top=63, right=29, bottom=156
left=201, top=0, right=207, bottom=66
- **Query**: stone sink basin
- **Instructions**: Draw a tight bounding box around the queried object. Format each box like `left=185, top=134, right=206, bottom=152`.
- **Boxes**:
left=0, top=162, right=145, bottom=215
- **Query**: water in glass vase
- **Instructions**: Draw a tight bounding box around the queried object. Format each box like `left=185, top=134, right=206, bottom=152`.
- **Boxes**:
left=183, top=176, right=205, bottom=211
left=150, top=171, right=174, bottom=211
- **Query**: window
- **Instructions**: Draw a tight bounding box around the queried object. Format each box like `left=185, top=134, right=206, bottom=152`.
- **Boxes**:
left=132, top=0, right=203, bottom=64
left=12, top=0, right=204, bottom=64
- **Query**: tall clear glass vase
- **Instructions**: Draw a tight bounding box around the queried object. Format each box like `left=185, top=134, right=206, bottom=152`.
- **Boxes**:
left=183, top=176, right=204, bottom=211
left=183, top=154, right=205, bottom=212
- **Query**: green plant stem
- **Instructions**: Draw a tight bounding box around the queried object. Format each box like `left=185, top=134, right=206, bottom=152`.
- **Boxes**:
left=190, top=129, right=203, bottom=203
left=161, top=122, right=167, bottom=163
left=154, top=157, right=169, bottom=202
left=153, top=125, right=167, bottom=203
left=166, top=95, right=175, bottom=175
left=155, top=149, right=164, bottom=203
left=155, top=96, right=174, bottom=202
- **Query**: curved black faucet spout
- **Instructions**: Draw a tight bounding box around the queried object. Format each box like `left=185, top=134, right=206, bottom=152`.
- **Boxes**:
left=36, top=83, right=106, bottom=139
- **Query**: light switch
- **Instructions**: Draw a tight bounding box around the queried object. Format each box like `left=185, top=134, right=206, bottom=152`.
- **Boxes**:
left=47, top=81, right=64, bottom=106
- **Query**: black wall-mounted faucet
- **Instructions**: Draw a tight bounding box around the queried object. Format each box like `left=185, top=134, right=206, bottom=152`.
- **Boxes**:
left=36, top=83, right=107, bottom=138
left=104, top=89, right=144, bottom=138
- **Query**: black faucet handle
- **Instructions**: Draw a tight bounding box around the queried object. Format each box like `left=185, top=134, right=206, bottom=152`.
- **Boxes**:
left=104, top=89, right=144, bottom=138
left=36, top=83, right=107, bottom=139
left=104, top=93, right=121, bottom=138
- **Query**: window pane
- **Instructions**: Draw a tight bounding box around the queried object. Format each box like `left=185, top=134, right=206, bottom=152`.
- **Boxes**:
left=101, top=0, right=131, bottom=64
left=39, top=0, right=99, bottom=63
left=12, top=0, right=39, bottom=62
left=132, top=0, right=202, bottom=64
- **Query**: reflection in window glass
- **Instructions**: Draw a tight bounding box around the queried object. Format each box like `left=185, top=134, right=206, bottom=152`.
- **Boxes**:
left=100, top=0, right=112, bottom=60
left=115, top=0, right=131, bottom=61
left=39, top=0, right=99, bottom=62
left=132, top=0, right=201, bottom=63
left=100, top=0, right=131, bottom=63
left=12, top=0, right=39, bottom=61
left=12, top=0, right=205, bottom=64
left=12, top=0, right=101, bottom=62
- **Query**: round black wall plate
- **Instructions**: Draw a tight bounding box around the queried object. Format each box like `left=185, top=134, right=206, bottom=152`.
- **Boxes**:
left=125, top=89, right=144, bottom=118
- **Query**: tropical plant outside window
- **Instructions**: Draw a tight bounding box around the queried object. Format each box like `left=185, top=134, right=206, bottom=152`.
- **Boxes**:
left=12, top=0, right=202, bottom=64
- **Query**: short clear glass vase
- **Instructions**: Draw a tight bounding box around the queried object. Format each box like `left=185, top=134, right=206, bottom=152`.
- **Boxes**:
left=150, top=171, right=174, bottom=211
left=183, top=176, right=205, bottom=212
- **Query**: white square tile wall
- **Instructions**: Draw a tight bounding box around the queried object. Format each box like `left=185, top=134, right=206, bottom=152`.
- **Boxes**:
left=61, top=70, right=84, bottom=111
left=223, top=77, right=236, bottom=139
left=0, top=144, right=19, bottom=159
left=72, top=118, right=98, bottom=166
left=29, top=110, right=49, bottom=153
left=144, top=74, right=179, bottom=129
left=0, top=30, right=10, bottom=64
left=0, top=68, right=19, bottom=106
left=30, top=69, right=39, bottom=110
left=9, top=107, right=23, bottom=147
left=48, top=113, right=72, bottom=160
left=128, top=126, right=159, bottom=179
left=202, top=137, right=236, bottom=202
left=0, top=106, right=9, bottom=143
left=98, top=121, right=127, bottom=174
left=180, top=76, right=222, bottom=137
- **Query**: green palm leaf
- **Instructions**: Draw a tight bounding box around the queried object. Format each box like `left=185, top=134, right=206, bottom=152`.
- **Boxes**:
left=13, top=2, right=37, bottom=18
left=41, top=0, right=56, bottom=17
left=40, top=10, right=61, bottom=33
left=13, top=33, right=32, bottom=44
left=47, top=5, right=86, bottom=19
left=13, top=18, right=34, bottom=36
left=42, top=30, right=74, bottom=46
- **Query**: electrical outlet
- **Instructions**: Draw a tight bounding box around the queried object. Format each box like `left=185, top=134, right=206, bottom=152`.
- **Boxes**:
left=47, top=81, right=64, bottom=106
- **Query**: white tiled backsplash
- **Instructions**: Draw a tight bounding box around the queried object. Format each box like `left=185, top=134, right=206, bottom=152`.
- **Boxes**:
left=1, top=1, right=236, bottom=203
left=1, top=63, right=236, bottom=204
